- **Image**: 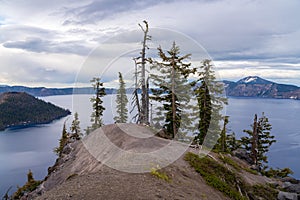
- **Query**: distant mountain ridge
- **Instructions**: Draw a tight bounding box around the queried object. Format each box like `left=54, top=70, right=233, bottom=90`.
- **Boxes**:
left=0, top=85, right=119, bottom=97
left=1, top=76, right=300, bottom=100
left=224, top=76, right=300, bottom=99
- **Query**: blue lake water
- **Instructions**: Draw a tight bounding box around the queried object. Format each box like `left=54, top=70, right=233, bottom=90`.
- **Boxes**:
left=0, top=95, right=300, bottom=196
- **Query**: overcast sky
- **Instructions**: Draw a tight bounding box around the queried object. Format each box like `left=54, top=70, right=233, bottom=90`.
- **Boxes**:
left=0, top=0, right=300, bottom=87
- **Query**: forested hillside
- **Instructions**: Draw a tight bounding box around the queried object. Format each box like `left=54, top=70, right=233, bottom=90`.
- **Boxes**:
left=0, top=92, right=70, bottom=130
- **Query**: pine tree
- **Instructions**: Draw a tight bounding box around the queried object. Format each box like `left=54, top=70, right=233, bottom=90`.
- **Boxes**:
left=241, top=112, right=276, bottom=171
left=54, top=122, right=69, bottom=156
left=87, top=77, right=106, bottom=133
left=70, top=112, right=81, bottom=140
left=13, top=170, right=41, bottom=199
left=150, top=42, right=196, bottom=139
left=226, top=132, right=240, bottom=152
left=194, top=59, right=228, bottom=147
left=215, top=116, right=229, bottom=152
left=27, top=170, right=35, bottom=184
left=194, top=81, right=212, bottom=144
left=114, top=72, right=128, bottom=123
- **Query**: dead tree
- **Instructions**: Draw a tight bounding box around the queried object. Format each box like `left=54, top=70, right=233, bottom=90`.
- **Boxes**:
left=131, top=20, right=151, bottom=124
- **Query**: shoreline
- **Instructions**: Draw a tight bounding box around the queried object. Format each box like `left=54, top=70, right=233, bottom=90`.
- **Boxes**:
left=0, top=112, right=71, bottom=132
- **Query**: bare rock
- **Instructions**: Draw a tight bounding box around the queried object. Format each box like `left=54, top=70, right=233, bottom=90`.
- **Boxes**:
left=155, top=129, right=172, bottom=140
left=285, top=183, right=300, bottom=194
left=232, top=148, right=252, bottom=164
left=277, top=191, right=299, bottom=200
left=281, top=177, right=300, bottom=184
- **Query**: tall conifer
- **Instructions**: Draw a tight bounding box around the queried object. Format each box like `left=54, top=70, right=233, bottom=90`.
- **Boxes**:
left=114, top=72, right=128, bottom=123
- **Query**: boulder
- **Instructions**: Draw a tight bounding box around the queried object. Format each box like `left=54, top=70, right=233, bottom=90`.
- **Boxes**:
left=277, top=191, right=299, bottom=200
left=155, top=129, right=173, bottom=140
left=232, top=148, right=252, bottom=164
left=285, top=183, right=300, bottom=194
left=282, top=182, right=293, bottom=189
left=62, top=143, right=73, bottom=155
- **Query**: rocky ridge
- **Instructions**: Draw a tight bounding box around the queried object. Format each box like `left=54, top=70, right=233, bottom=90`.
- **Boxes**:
left=20, top=124, right=300, bottom=200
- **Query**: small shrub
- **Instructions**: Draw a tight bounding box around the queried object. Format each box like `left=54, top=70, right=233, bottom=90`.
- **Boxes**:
left=219, top=155, right=241, bottom=171
left=246, top=184, right=278, bottom=200
left=150, top=167, right=171, bottom=182
left=263, top=167, right=293, bottom=178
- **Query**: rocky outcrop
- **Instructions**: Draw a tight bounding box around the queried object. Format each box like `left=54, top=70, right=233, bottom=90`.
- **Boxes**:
left=232, top=148, right=253, bottom=164
left=278, top=177, right=300, bottom=200
left=277, top=191, right=299, bottom=200
left=20, top=124, right=300, bottom=200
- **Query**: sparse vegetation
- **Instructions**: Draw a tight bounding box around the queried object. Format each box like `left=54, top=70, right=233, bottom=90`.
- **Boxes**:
left=263, top=167, right=293, bottom=178
left=150, top=167, right=171, bottom=182
left=12, top=170, right=41, bottom=199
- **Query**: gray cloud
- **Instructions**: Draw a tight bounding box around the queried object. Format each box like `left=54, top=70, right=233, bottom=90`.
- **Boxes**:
left=3, top=37, right=91, bottom=55
left=0, top=0, right=300, bottom=87
left=62, top=0, right=175, bottom=25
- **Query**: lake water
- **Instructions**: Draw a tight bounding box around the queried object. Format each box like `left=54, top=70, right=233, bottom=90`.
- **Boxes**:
left=0, top=94, right=300, bottom=196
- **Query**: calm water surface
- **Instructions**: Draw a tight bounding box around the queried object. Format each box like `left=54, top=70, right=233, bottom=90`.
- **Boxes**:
left=0, top=95, right=299, bottom=196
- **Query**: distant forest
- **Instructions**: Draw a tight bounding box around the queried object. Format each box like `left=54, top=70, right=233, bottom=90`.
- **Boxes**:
left=0, top=92, right=70, bottom=130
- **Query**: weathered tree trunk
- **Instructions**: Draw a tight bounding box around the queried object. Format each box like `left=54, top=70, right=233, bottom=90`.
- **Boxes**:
left=139, top=21, right=150, bottom=124
left=251, top=114, right=258, bottom=165
left=171, top=60, right=176, bottom=138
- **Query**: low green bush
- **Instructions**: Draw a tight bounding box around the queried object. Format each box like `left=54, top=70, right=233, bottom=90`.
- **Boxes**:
left=185, top=152, right=279, bottom=200
left=185, top=152, right=246, bottom=200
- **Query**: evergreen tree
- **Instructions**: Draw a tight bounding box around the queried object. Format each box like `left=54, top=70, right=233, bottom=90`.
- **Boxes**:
left=114, top=72, right=128, bottom=123
left=241, top=112, right=276, bottom=171
left=215, top=116, right=229, bottom=152
left=27, top=170, right=35, bottom=184
left=70, top=112, right=81, bottom=140
left=54, top=122, right=69, bottom=156
left=194, top=59, right=228, bottom=147
left=13, top=170, right=41, bottom=199
left=150, top=42, right=196, bottom=139
left=87, top=77, right=106, bottom=133
left=226, top=132, right=240, bottom=152
left=194, top=81, right=212, bottom=144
